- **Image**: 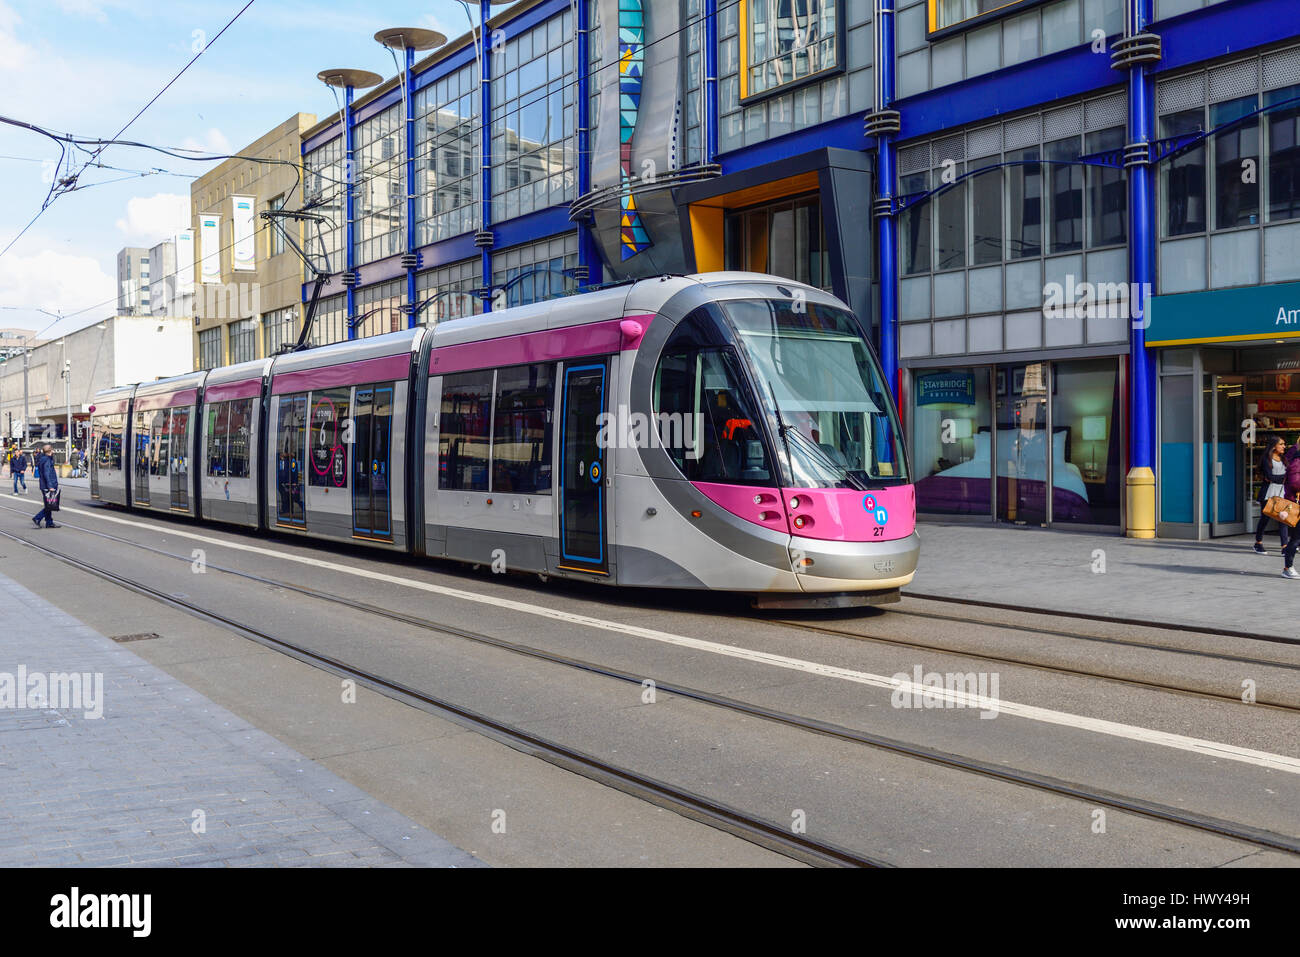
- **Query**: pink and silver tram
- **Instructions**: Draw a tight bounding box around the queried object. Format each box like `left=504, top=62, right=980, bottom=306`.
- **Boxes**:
left=90, top=273, right=919, bottom=605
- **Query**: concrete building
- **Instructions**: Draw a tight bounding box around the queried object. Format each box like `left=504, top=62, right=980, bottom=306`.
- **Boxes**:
left=0, top=315, right=193, bottom=445
left=147, top=238, right=194, bottom=318
left=116, top=246, right=151, bottom=316
left=191, top=113, right=316, bottom=370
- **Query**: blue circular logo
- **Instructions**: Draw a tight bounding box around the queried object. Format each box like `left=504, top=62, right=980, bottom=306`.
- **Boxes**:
left=862, top=494, right=876, bottom=512
left=874, top=506, right=889, bottom=525
left=590, top=462, right=601, bottom=483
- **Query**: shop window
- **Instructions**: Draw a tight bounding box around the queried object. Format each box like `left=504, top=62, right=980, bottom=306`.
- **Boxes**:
left=1160, top=375, right=1195, bottom=524
left=912, top=368, right=992, bottom=517
left=1052, top=358, right=1122, bottom=527
left=742, top=0, right=841, bottom=101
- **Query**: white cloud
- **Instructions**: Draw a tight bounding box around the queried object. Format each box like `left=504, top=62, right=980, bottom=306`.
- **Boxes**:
left=0, top=248, right=115, bottom=323
left=51, top=0, right=109, bottom=23
left=115, top=192, right=189, bottom=245
left=0, top=1, right=34, bottom=72
left=179, top=128, right=232, bottom=156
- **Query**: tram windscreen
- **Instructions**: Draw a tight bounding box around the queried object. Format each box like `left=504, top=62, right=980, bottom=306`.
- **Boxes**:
left=724, top=298, right=908, bottom=488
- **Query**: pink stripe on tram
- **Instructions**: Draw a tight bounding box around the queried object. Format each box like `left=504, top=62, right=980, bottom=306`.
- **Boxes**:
left=134, top=388, right=198, bottom=412
left=272, top=353, right=411, bottom=395
left=430, top=314, right=655, bottom=375
left=204, top=379, right=263, bottom=403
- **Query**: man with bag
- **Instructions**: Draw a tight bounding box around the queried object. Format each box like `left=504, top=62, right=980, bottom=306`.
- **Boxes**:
left=31, top=444, right=59, bottom=529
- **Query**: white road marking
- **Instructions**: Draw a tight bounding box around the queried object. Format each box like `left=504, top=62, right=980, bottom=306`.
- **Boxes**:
left=52, top=503, right=1300, bottom=776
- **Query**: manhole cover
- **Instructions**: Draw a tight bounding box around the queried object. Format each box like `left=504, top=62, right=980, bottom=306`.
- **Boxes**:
left=110, top=632, right=161, bottom=642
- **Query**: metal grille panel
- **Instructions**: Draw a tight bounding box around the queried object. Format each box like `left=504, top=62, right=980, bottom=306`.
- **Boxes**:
left=1003, top=114, right=1042, bottom=150
left=1085, top=93, right=1126, bottom=130
left=1209, top=59, right=1259, bottom=102
left=1158, top=73, right=1206, bottom=114
left=1044, top=104, right=1083, bottom=138
left=1263, top=45, right=1300, bottom=91
left=898, top=142, right=931, bottom=175
left=967, top=124, right=1002, bottom=158
left=934, top=134, right=965, bottom=165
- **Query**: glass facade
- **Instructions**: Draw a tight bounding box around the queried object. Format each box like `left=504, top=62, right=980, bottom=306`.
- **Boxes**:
left=352, top=104, right=404, bottom=267
left=309, top=294, right=348, bottom=347
left=354, top=279, right=404, bottom=340
left=743, top=0, right=840, bottom=100
left=198, top=328, right=223, bottom=371
left=490, top=10, right=576, bottom=222
left=228, top=318, right=258, bottom=365
left=724, top=194, right=831, bottom=290
left=304, top=136, right=345, bottom=274
left=416, top=258, right=482, bottom=324
left=415, top=63, right=479, bottom=245
left=492, top=234, right=578, bottom=308
left=263, top=305, right=298, bottom=356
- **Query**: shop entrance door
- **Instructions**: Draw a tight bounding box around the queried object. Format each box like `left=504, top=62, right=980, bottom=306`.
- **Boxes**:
left=1207, top=375, right=1247, bottom=536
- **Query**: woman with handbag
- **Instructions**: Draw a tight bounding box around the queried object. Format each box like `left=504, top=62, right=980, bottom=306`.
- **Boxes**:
left=31, top=444, right=59, bottom=530
left=1283, top=444, right=1300, bottom=579
left=1254, top=435, right=1289, bottom=554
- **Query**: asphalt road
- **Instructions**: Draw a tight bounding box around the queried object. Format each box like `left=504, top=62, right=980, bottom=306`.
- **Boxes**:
left=2, top=490, right=1297, bottom=867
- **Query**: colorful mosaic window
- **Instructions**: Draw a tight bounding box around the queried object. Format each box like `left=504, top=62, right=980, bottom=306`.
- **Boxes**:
left=618, top=0, right=652, bottom=259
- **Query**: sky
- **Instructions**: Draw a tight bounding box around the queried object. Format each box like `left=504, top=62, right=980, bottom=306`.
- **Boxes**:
left=0, top=0, right=525, bottom=341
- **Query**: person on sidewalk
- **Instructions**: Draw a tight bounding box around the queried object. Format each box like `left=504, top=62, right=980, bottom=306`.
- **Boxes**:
left=1254, top=435, right=1289, bottom=554
left=9, top=446, right=27, bottom=496
left=1283, top=443, right=1300, bottom=579
left=31, top=445, right=59, bottom=529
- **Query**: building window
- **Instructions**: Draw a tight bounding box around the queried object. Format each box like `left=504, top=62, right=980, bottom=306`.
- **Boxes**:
left=309, top=294, right=347, bottom=347
left=742, top=0, right=841, bottom=101
left=354, top=279, right=404, bottom=340
left=928, top=0, right=1040, bottom=35
left=304, top=138, right=345, bottom=273
left=352, top=104, right=404, bottom=266
left=1161, top=110, right=1208, bottom=237
left=1086, top=127, right=1127, bottom=248
left=415, top=63, right=479, bottom=245
left=724, top=193, right=832, bottom=289
left=263, top=306, right=298, bottom=356
left=268, top=194, right=287, bottom=256
left=198, top=327, right=223, bottom=370
left=492, top=234, right=577, bottom=308
left=228, top=318, right=258, bottom=365
left=416, top=259, right=482, bottom=324
left=490, top=11, right=576, bottom=220
left=1267, top=83, right=1300, bottom=223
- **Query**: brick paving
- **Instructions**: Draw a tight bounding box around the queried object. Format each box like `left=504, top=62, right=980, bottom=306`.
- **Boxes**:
left=0, top=572, right=482, bottom=867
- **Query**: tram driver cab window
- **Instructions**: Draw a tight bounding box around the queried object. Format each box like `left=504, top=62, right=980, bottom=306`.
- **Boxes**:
left=654, top=312, right=773, bottom=486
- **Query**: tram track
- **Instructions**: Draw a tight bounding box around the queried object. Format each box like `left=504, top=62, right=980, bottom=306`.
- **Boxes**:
left=7, top=510, right=1300, bottom=862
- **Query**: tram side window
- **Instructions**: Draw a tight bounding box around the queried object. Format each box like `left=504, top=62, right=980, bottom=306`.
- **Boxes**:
left=654, top=348, right=773, bottom=485
left=439, top=371, right=494, bottom=491
left=492, top=364, right=553, bottom=494
left=97, top=415, right=123, bottom=469
left=227, top=398, right=253, bottom=479
left=134, top=412, right=150, bottom=477
left=150, top=410, right=169, bottom=477
left=207, top=402, right=229, bottom=476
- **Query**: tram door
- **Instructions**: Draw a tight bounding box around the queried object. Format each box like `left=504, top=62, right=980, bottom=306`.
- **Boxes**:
left=170, top=408, right=190, bottom=510
left=275, top=395, right=307, bottom=527
left=133, top=412, right=150, bottom=505
left=352, top=385, right=393, bottom=540
left=559, top=361, right=608, bottom=573
left=89, top=422, right=99, bottom=498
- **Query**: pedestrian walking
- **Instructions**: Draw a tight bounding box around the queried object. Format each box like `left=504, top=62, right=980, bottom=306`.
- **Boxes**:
left=1254, top=435, right=1289, bottom=554
left=1283, top=443, right=1300, bottom=580
left=10, top=446, right=28, bottom=496
left=31, top=444, right=59, bottom=529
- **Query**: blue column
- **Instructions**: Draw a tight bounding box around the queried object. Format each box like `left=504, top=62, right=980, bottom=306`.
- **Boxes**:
left=704, top=0, right=718, bottom=163
left=875, top=0, right=900, bottom=402
left=1122, top=0, right=1158, bottom=536
left=480, top=0, right=494, bottom=312
left=576, top=0, right=602, bottom=287
left=405, top=45, right=418, bottom=326
left=345, top=84, right=357, bottom=338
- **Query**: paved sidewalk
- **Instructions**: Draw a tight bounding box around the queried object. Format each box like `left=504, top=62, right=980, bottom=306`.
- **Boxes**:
left=911, top=521, right=1295, bottom=638
left=0, top=571, right=482, bottom=867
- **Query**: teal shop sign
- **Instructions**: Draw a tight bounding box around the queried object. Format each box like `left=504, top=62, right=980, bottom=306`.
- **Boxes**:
left=916, top=371, right=975, bottom=406
left=1147, top=280, right=1300, bottom=346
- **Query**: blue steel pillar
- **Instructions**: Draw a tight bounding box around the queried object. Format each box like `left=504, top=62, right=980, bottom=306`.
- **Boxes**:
left=345, top=84, right=357, bottom=338
left=405, top=45, right=418, bottom=326
left=704, top=0, right=718, bottom=163
left=868, top=0, right=901, bottom=403
left=1113, top=0, right=1161, bottom=537
left=575, top=0, right=602, bottom=287
left=479, top=0, right=494, bottom=312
